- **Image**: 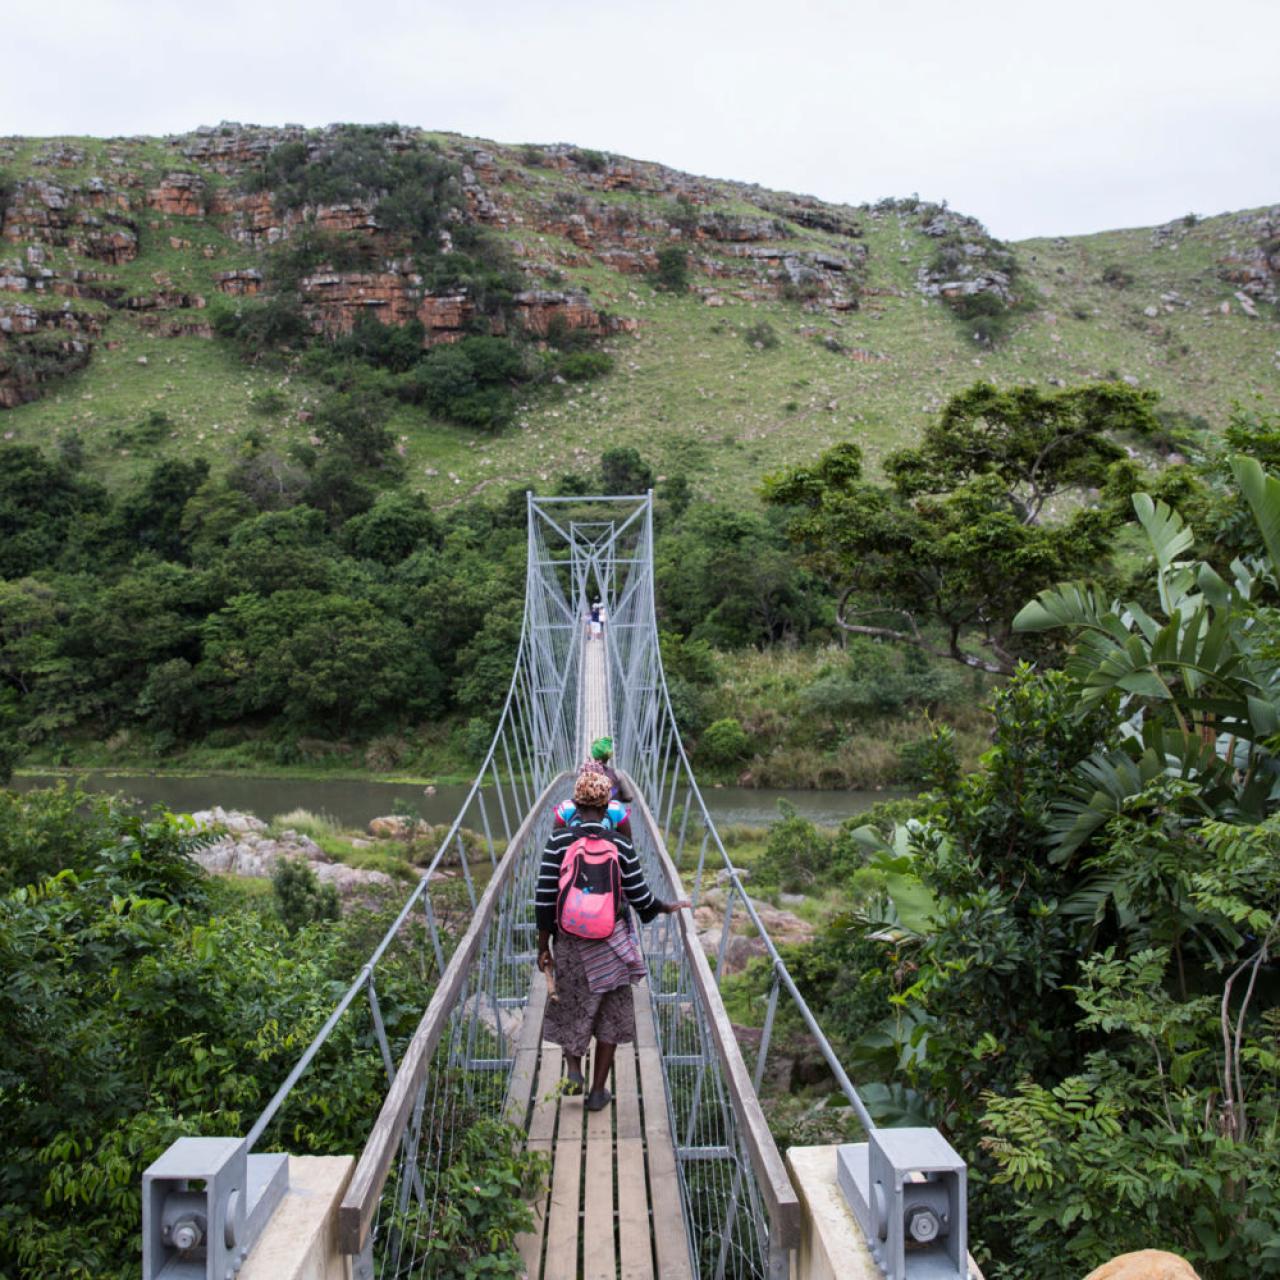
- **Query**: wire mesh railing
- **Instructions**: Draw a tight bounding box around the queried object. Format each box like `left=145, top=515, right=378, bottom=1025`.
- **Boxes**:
left=242, top=495, right=583, bottom=1165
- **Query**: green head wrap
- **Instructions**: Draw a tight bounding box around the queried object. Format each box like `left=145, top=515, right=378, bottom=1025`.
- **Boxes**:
left=591, top=737, right=613, bottom=761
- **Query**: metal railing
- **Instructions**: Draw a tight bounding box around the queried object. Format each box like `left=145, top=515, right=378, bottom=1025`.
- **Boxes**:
left=241, top=495, right=584, bottom=1162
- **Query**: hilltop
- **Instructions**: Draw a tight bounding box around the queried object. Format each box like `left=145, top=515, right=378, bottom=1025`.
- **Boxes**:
left=1, top=122, right=1277, bottom=502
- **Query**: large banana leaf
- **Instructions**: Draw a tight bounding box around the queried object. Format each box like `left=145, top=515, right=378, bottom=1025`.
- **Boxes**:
left=1133, top=493, right=1195, bottom=614
left=1233, top=455, right=1280, bottom=578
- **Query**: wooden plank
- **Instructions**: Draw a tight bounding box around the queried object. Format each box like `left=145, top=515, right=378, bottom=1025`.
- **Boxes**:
left=528, top=1046, right=563, bottom=1144
left=614, top=1042, right=642, bottom=1140
left=542, top=1089, right=584, bottom=1280
left=339, top=772, right=568, bottom=1254
left=635, top=1044, right=694, bottom=1280
left=582, top=1075, right=616, bottom=1280
left=625, top=776, right=803, bottom=1255
left=515, top=1136, right=551, bottom=1279
left=502, top=976, right=549, bottom=1127
left=632, top=980, right=657, bottom=1049
left=615, top=1137, right=654, bottom=1280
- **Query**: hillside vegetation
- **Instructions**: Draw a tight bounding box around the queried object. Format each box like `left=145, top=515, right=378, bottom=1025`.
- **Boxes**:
left=1, top=123, right=1277, bottom=505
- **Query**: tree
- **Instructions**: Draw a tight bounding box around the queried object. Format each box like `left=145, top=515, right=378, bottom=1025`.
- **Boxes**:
left=763, top=381, right=1160, bottom=674
left=599, top=447, right=655, bottom=496
left=656, top=505, right=822, bottom=647
left=315, top=393, right=396, bottom=468
left=652, top=246, right=689, bottom=292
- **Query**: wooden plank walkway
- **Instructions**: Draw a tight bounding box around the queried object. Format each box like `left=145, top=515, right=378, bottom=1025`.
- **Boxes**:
left=506, top=622, right=694, bottom=1279
left=505, top=983, right=693, bottom=1280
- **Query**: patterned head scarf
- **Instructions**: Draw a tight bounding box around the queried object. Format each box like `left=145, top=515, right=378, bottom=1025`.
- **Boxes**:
left=573, top=766, right=613, bottom=808
left=591, top=737, right=613, bottom=761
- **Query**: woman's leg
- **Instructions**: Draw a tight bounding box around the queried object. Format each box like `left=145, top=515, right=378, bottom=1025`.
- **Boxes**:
left=592, top=1041, right=616, bottom=1091
left=565, top=1052, right=584, bottom=1094
left=587, top=1039, right=616, bottom=1109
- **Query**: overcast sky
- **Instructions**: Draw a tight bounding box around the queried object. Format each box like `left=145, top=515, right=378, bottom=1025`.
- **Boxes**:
left=5, top=0, right=1277, bottom=241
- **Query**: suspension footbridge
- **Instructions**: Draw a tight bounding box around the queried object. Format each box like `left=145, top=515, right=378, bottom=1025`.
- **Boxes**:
left=142, top=494, right=972, bottom=1280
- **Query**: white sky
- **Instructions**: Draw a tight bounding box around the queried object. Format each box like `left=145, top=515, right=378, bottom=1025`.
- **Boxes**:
left=5, top=0, right=1278, bottom=241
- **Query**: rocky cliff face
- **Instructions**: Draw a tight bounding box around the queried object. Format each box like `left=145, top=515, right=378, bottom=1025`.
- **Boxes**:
left=0, top=122, right=888, bottom=408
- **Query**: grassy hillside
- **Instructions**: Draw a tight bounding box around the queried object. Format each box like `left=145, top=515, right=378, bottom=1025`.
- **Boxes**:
left=2, top=125, right=1276, bottom=504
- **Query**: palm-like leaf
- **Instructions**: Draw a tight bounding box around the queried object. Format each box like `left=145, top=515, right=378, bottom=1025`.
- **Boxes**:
left=1233, top=455, right=1280, bottom=578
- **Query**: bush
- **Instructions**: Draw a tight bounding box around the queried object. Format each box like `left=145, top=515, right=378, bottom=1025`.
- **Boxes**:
left=950, top=290, right=1016, bottom=345
left=600, top=446, right=656, bottom=495
left=653, top=246, right=690, bottom=293
left=743, top=321, right=779, bottom=350
left=757, top=803, right=836, bottom=892
left=1101, top=263, right=1134, bottom=289
left=558, top=350, right=613, bottom=381
left=573, top=148, right=607, bottom=174
left=272, top=857, right=340, bottom=934
left=698, top=717, right=751, bottom=765
left=250, top=388, right=289, bottom=416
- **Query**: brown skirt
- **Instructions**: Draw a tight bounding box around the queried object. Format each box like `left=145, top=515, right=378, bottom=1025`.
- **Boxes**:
left=543, top=932, right=638, bottom=1056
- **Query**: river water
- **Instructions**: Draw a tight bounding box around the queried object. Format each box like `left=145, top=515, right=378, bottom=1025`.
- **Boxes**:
left=11, top=772, right=894, bottom=830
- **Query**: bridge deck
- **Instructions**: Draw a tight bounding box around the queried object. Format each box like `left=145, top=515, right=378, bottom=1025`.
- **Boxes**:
left=507, top=626, right=693, bottom=1279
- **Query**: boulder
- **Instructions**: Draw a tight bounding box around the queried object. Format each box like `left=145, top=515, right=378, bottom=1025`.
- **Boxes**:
left=1083, top=1251, right=1200, bottom=1280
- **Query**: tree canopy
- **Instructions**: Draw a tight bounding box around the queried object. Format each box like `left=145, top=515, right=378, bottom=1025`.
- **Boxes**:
left=763, top=381, right=1161, bottom=673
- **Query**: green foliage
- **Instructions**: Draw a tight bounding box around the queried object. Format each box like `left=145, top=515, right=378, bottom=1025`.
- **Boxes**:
left=653, top=246, right=690, bottom=293
left=743, top=321, right=779, bottom=350
left=698, top=716, right=750, bottom=765
left=758, top=802, right=844, bottom=892
left=392, top=1114, right=547, bottom=1277
left=557, top=349, right=614, bottom=382
left=656, top=504, right=823, bottom=647
left=272, top=857, right=340, bottom=933
left=600, top=446, right=655, bottom=495
left=315, top=393, right=397, bottom=468
left=798, top=464, right=1280, bottom=1273
left=764, top=380, right=1160, bottom=674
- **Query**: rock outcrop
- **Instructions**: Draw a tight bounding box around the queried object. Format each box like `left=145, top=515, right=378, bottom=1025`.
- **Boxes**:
left=1, top=179, right=139, bottom=264
left=190, top=807, right=395, bottom=898
left=0, top=303, right=101, bottom=407
left=1083, top=1251, right=1200, bottom=1280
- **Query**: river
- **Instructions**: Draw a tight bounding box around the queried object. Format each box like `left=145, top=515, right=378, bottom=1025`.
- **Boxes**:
left=10, top=772, right=896, bottom=830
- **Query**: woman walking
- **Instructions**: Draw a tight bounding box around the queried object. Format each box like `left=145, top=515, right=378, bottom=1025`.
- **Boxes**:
left=534, top=768, right=687, bottom=1110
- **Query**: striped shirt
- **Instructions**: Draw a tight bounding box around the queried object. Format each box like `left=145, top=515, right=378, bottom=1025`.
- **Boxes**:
left=535, top=820, right=662, bottom=934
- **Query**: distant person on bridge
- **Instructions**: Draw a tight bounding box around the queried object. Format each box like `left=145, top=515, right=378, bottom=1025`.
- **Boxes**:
left=589, top=736, right=633, bottom=804
left=589, top=601, right=603, bottom=640
left=536, top=767, right=688, bottom=1111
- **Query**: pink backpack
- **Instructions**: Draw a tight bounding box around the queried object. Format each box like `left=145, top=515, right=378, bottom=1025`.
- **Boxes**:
left=556, top=835, right=622, bottom=939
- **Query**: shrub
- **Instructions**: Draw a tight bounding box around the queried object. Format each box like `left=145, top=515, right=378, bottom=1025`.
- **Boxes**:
left=212, top=295, right=308, bottom=356
left=600, top=446, right=655, bottom=495
left=757, top=803, right=836, bottom=892
left=1101, top=263, right=1134, bottom=289
left=743, top=321, right=779, bottom=350
left=699, top=717, right=751, bottom=765
left=653, top=246, right=690, bottom=293
left=558, top=350, right=613, bottom=381
left=951, top=290, right=1015, bottom=345
left=573, top=148, right=607, bottom=174
left=250, top=388, right=289, bottom=416
left=272, top=857, right=340, bottom=934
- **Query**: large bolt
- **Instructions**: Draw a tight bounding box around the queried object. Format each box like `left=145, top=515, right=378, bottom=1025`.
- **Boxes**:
left=906, top=1204, right=941, bottom=1244
left=170, top=1216, right=203, bottom=1250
